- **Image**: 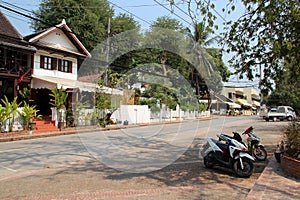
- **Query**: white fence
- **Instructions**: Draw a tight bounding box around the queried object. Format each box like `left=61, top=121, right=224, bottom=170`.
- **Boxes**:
left=1, top=106, right=211, bottom=132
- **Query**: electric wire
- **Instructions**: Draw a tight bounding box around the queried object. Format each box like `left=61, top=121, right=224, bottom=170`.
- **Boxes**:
left=153, top=0, right=193, bottom=27
left=107, top=0, right=152, bottom=26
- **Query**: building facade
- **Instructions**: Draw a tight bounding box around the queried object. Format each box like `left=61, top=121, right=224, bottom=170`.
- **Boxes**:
left=0, top=10, right=36, bottom=102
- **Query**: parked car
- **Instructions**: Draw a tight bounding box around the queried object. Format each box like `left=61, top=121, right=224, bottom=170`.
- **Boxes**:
left=260, top=106, right=296, bottom=122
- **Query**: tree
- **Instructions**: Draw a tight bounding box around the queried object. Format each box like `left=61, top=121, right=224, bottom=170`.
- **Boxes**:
left=111, top=14, right=140, bottom=36
left=31, top=0, right=139, bottom=51
left=146, top=16, right=185, bottom=76
left=266, top=59, right=300, bottom=114
left=166, top=0, right=299, bottom=92
left=225, top=0, right=300, bottom=94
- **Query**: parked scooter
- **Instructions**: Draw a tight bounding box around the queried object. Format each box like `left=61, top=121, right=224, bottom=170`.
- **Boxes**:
left=200, top=133, right=254, bottom=178
left=239, top=126, right=267, bottom=161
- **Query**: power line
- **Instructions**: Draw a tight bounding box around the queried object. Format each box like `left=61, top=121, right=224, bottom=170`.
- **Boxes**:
left=153, top=0, right=193, bottom=27
left=107, top=0, right=151, bottom=26
left=1, top=11, right=29, bottom=23
left=0, top=4, right=45, bottom=24
left=2, top=1, right=33, bottom=14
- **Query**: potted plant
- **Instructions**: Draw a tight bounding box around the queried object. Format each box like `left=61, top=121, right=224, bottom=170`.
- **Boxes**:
left=1, top=96, right=21, bottom=132
left=276, top=120, right=300, bottom=178
left=20, top=102, right=42, bottom=131
left=49, top=87, right=68, bottom=130
left=0, top=104, right=10, bottom=132
left=274, top=141, right=285, bottom=163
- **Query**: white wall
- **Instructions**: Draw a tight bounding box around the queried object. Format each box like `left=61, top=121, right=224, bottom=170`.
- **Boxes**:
left=33, top=51, right=77, bottom=80
left=116, top=105, right=151, bottom=124
left=40, top=29, right=79, bottom=52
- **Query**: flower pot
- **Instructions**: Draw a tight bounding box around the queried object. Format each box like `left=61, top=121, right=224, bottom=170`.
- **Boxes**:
left=274, top=152, right=282, bottom=163
left=58, top=121, right=64, bottom=129
left=29, top=122, right=37, bottom=130
left=281, top=155, right=300, bottom=179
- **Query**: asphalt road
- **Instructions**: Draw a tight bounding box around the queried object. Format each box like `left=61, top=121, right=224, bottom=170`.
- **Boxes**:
left=0, top=116, right=288, bottom=199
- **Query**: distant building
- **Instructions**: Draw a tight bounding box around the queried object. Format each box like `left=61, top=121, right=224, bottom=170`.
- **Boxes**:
left=221, top=86, right=260, bottom=115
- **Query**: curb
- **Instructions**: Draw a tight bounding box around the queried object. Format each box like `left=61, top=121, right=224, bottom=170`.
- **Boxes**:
left=0, top=117, right=212, bottom=143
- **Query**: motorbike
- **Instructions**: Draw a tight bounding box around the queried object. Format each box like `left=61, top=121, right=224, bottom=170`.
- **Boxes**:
left=200, top=133, right=254, bottom=178
left=239, top=126, right=267, bottom=161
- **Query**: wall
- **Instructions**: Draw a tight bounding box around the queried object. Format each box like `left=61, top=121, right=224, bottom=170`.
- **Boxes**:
left=33, top=51, right=77, bottom=80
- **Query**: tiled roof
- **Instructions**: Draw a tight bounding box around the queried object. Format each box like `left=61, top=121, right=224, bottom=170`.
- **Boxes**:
left=0, top=10, right=22, bottom=40
left=0, top=10, right=35, bottom=51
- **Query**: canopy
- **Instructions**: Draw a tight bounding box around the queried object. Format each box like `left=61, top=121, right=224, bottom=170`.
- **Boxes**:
left=31, top=75, right=123, bottom=95
left=237, top=99, right=252, bottom=107
left=227, top=102, right=241, bottom=109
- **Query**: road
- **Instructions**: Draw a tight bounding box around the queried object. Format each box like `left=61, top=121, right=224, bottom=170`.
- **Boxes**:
left=0, top=116, right=288, bottom=199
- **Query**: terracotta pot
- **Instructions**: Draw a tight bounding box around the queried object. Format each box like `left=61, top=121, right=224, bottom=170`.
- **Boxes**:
left=280, top=155, right=300, bottom=179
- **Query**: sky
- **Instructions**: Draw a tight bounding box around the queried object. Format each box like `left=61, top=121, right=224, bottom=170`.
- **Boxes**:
left=1, top=0, right=242, bottom=36
left=0, top=0, right=258, bottom=87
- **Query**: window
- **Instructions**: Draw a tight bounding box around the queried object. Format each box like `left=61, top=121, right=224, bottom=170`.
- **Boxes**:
left=60, top=60, right=72, bottom=73
left=40, top=56, right=72, bottom=73
left=40, top=55, right=53, bottom=70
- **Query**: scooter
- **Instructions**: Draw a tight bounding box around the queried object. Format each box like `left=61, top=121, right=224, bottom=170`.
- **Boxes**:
left=239, top=126, right=267, bottom=161
left=200, top=133, right=254, bottom=178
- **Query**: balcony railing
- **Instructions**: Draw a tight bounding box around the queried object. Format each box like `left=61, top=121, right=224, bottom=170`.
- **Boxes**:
left=0, top=61, right=31, bottom=77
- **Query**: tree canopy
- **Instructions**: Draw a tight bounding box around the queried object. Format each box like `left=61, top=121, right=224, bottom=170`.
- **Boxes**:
left=166, top=0, right=299, bottom=111
left=166, top=0, right=299, bottom=91
left=31, top=0, right=139, bottom=51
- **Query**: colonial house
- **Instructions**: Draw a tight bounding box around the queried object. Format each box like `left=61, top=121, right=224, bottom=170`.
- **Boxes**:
left=221, top=86, right=260, bottom=115
left=0, top=10, right=36, bottom=102
left=24, top=19, right=91, bottom=116
left=210, top=93, right=241, bottom=115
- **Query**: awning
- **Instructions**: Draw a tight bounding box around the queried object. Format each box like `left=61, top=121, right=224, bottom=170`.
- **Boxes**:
left=214, top=94, right=241, bottom=108
left=253, top=101, right=260, bottom=107
left=227, top=102, right=241, bottom=109
left=31, top=75, right=123, bottom=95
left=237, top=99, right=252, bottom=107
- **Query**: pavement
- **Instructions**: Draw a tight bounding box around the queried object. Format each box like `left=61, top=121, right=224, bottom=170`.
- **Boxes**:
left=0, top=122, right=299, bottom=199
left=246, top=156, right=300, bottom=200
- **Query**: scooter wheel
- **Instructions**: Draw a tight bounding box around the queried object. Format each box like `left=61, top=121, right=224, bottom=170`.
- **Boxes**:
left=253, top=146, right=267, bottom=161
left=233, top=158, right=253, bottom=178
left=204, top=152, right=214, bottom=168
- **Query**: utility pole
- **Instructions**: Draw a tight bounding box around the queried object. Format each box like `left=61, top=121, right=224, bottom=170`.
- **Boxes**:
left=105, top=17, right=111, bottom=86
left=259, top=63, right=263, bottom=106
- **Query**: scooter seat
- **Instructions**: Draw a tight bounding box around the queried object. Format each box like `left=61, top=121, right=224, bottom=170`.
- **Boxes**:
left=216, top=141, right=228, bottom=150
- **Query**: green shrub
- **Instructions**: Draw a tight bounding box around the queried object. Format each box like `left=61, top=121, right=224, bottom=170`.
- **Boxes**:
left=283, top=120, right=300, bottom=160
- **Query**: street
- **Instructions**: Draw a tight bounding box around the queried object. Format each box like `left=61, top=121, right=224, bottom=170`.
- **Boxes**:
left=0, top=116, right=288, bottom=199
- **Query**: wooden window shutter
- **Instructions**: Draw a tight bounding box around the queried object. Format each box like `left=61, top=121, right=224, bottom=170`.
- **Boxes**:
left=68, top=61, right=72, bottom=73
left=52, top=58, right=57, bottom=70
left=58, top=59, right=62, bottom=71
left=40, top=55, right=44, bottom=69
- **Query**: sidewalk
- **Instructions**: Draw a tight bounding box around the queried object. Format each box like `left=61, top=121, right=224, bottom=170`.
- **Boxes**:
left=246, top=156, right=300, bottom=200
